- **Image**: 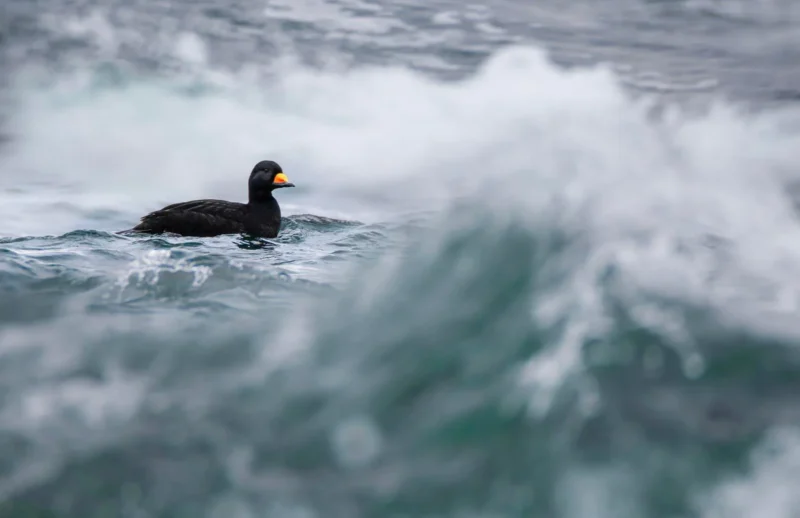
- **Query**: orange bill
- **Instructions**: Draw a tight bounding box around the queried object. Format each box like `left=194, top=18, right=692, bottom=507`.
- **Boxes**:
left=271, top=172, right=295, bottom=188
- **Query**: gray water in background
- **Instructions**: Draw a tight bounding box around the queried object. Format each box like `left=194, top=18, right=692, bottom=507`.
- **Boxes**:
left=1, top=1, right=800, bottom=517
left=4, top=0, right=800, bottom=101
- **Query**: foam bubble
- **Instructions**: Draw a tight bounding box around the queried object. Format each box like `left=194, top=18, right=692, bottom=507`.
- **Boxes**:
left=47, top=10, right=119, bottom=55
left=173, top=32, right=208, bottom=65
left=330, top=415, right=383, bottom=468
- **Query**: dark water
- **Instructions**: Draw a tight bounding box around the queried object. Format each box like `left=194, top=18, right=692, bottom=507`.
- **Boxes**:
left=2, top=0, right=800, bottom=516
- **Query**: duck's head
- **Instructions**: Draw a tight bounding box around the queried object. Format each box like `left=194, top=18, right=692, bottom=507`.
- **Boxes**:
left=249, top=160, right=295, bottom=200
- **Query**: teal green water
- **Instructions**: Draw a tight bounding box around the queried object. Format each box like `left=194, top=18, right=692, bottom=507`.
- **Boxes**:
left=2, top=202, right=800, bottom=517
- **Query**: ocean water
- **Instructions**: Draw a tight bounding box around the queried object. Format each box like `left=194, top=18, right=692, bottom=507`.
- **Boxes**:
left=1, top=0, right=800, bottom=516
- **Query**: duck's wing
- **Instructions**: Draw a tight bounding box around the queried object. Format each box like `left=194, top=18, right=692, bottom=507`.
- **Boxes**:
left=132, top=199, right=249, bottom=236
left=156, top=199, right=233, bottom=213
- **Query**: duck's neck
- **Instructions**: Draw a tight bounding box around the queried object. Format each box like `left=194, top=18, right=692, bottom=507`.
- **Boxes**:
left=249, top=190, right=275, bottom=204
left=248, top=194, right=280, bottom=218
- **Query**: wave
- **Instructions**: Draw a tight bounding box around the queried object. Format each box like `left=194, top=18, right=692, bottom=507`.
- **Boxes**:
left=1, top=41, right=800, bottom=516
left=0, top=215, right=373, bottom=324
left=3, top=198, right=800, bottom=516
left=1, top=44, right=797, bottom=235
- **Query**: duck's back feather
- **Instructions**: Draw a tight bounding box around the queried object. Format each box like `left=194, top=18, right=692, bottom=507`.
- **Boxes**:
left=132, top=199, right=249, bottom=237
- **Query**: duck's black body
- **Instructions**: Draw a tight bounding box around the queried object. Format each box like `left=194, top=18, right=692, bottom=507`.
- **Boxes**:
left=131, top=160, right=294, bottom=238
left=132, top=197, right=282, bottom=238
